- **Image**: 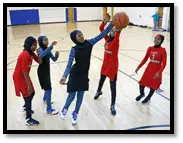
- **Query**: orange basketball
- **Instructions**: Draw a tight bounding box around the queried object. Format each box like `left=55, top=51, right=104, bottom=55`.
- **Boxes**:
left=112, top=12, right=129, bottom=29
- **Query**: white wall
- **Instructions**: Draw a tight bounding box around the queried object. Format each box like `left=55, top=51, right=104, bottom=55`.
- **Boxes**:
left=7, top=8, right=11, bottom=25
left=76, top=7, right=103, bottom=21
left=114, top=7, right=157, bottom=27
left=162, top=7, right=170, bottom=30
left=38, top=7, right=66, bottom=23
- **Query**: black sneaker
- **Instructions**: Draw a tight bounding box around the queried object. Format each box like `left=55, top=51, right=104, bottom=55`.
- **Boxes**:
left=142, top=98, right=150, bottom=104
left=135, top=94, right=145, bottom=101
left=25, top=118, right=39, bottom=126
left=110, top=104, right=116, bottom=116
left=94, top=91, right=103, bottom=100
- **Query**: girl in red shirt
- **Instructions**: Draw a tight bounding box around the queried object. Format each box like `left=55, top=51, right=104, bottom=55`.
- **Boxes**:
left=135, top=34, right=167, bottom=104
left=94, top=14, right=122, bottom=115
left=12, top=36, right=43, bottom=126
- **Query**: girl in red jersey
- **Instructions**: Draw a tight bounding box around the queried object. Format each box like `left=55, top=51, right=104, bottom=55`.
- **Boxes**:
left=135, top=34, right=167, bottom=104
left=12, top=36, right=52, bottom=126
left=94, top=14, right=122, bottom=115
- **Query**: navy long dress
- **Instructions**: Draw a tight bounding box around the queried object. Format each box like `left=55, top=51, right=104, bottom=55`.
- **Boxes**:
left=64, top=23, right=114, bottom=93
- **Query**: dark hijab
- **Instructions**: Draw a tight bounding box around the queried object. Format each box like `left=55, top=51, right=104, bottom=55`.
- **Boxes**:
left=23, top=36, right=37, bottom=55
left=154, top=34, right=165, bottom=48
left=70, top=30, right=84, bottom=45
left=38, top=36, right=48, bottom=50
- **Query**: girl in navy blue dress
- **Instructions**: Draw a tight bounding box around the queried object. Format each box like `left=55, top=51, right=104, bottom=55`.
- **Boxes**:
left=59, top=21, right=114, bottom=125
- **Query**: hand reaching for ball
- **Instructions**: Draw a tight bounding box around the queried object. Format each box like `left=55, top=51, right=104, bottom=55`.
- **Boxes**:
left=104, top=13, right=111, bottom=23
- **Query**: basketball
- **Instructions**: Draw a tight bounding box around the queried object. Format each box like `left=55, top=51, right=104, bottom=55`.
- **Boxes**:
left=112, top=12, right=129, bottom=29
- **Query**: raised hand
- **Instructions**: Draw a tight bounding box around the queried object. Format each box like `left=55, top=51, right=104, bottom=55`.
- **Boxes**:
left=51, top=41, right=57, bottom=47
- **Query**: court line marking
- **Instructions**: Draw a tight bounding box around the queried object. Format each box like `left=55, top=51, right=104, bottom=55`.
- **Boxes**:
left=6, top=53, right=170, bottom=101
left=92, top=54, right=170, bottom=101
left=126, top=124, right=170, bottom=130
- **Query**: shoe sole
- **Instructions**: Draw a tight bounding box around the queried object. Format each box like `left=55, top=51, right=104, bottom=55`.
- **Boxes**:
left=25, top=122, right=39, bottom=126
left=142, top=100, right=151, bottom=104
left=72, top=122, right=77, bottom=125
left=47, top=112, right=59, bottom=115
left=136, top=95, right=145, bottom=101
left=60, top=114, right=66, bottom=120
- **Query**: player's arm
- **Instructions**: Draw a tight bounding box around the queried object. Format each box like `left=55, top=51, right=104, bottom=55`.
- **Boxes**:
left=60, top=48, right=75, bottom=85
left=135, top=47, right=150, bottom=73
left=32, top=52, right=42, bottom=64
left=88, top=22, right=114, bottom=46
left=50, top=51, right=59, bottom=62
left=158, top=48, right=167, bottom=73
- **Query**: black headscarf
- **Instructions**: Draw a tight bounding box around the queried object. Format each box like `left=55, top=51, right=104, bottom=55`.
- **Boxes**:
left=70, top=30, right=84, bottom=45
left=38, top=36, right=48, bottom=50
left=23, top=36, right=37, bottom=55
left=154, top=34, right=165, bottom=48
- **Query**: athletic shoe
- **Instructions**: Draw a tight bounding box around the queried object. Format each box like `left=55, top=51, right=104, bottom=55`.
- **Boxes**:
left=60, top=108, right=68, bottom=120
left=72, top=111, right=78, bottom=125
left=94, top=91, right=103, bottom=100
left=47, top=108, right=59, bottom=115
left=110, top=104, right=116, bottom=116
left=25, top=118, right=39, bottom=126
left=135, top=94, right=145, bottom=101
left=142, top=98, right=151, bottom=104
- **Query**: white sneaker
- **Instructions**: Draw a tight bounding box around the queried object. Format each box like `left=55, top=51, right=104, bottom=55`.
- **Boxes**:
left=72, top=111, right=78, bottom=125
left=47, top=108, right=59, bottom=115
left=60, top=109, right=68, bottom=120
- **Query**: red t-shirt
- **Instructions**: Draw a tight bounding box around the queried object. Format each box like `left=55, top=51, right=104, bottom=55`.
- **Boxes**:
left=13, top=50, right=39, bottom=97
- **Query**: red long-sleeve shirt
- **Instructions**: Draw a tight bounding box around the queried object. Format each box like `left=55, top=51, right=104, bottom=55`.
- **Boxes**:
left=100, top=22, right=120, bottom=81
left=137, top=46, right=167, bottom=90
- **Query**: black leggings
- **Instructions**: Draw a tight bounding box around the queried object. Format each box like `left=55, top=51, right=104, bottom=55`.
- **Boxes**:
left=23, top=92, right=35, bottom=119
left=97, top=74, right=117, bottom=105
left=139, top=85, right=155, bottom=99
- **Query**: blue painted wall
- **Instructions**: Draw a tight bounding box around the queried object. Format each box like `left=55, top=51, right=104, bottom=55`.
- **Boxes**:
left=10, top=9, right=39, bottom=25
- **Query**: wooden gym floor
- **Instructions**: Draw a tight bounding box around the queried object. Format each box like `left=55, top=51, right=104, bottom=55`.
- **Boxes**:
left=7, top=21, right=170, bottom=130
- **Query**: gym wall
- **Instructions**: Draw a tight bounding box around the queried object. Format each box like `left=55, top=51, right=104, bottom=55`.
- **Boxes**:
left=7, top=7, right=103, bottom=26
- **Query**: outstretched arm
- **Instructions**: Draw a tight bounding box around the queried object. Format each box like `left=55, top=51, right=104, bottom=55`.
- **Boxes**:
left=88, top=22, right=114, bottom=46
left=137, top=47, right=151, bottom=69
left=99, top=21, right=109, bottom=41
